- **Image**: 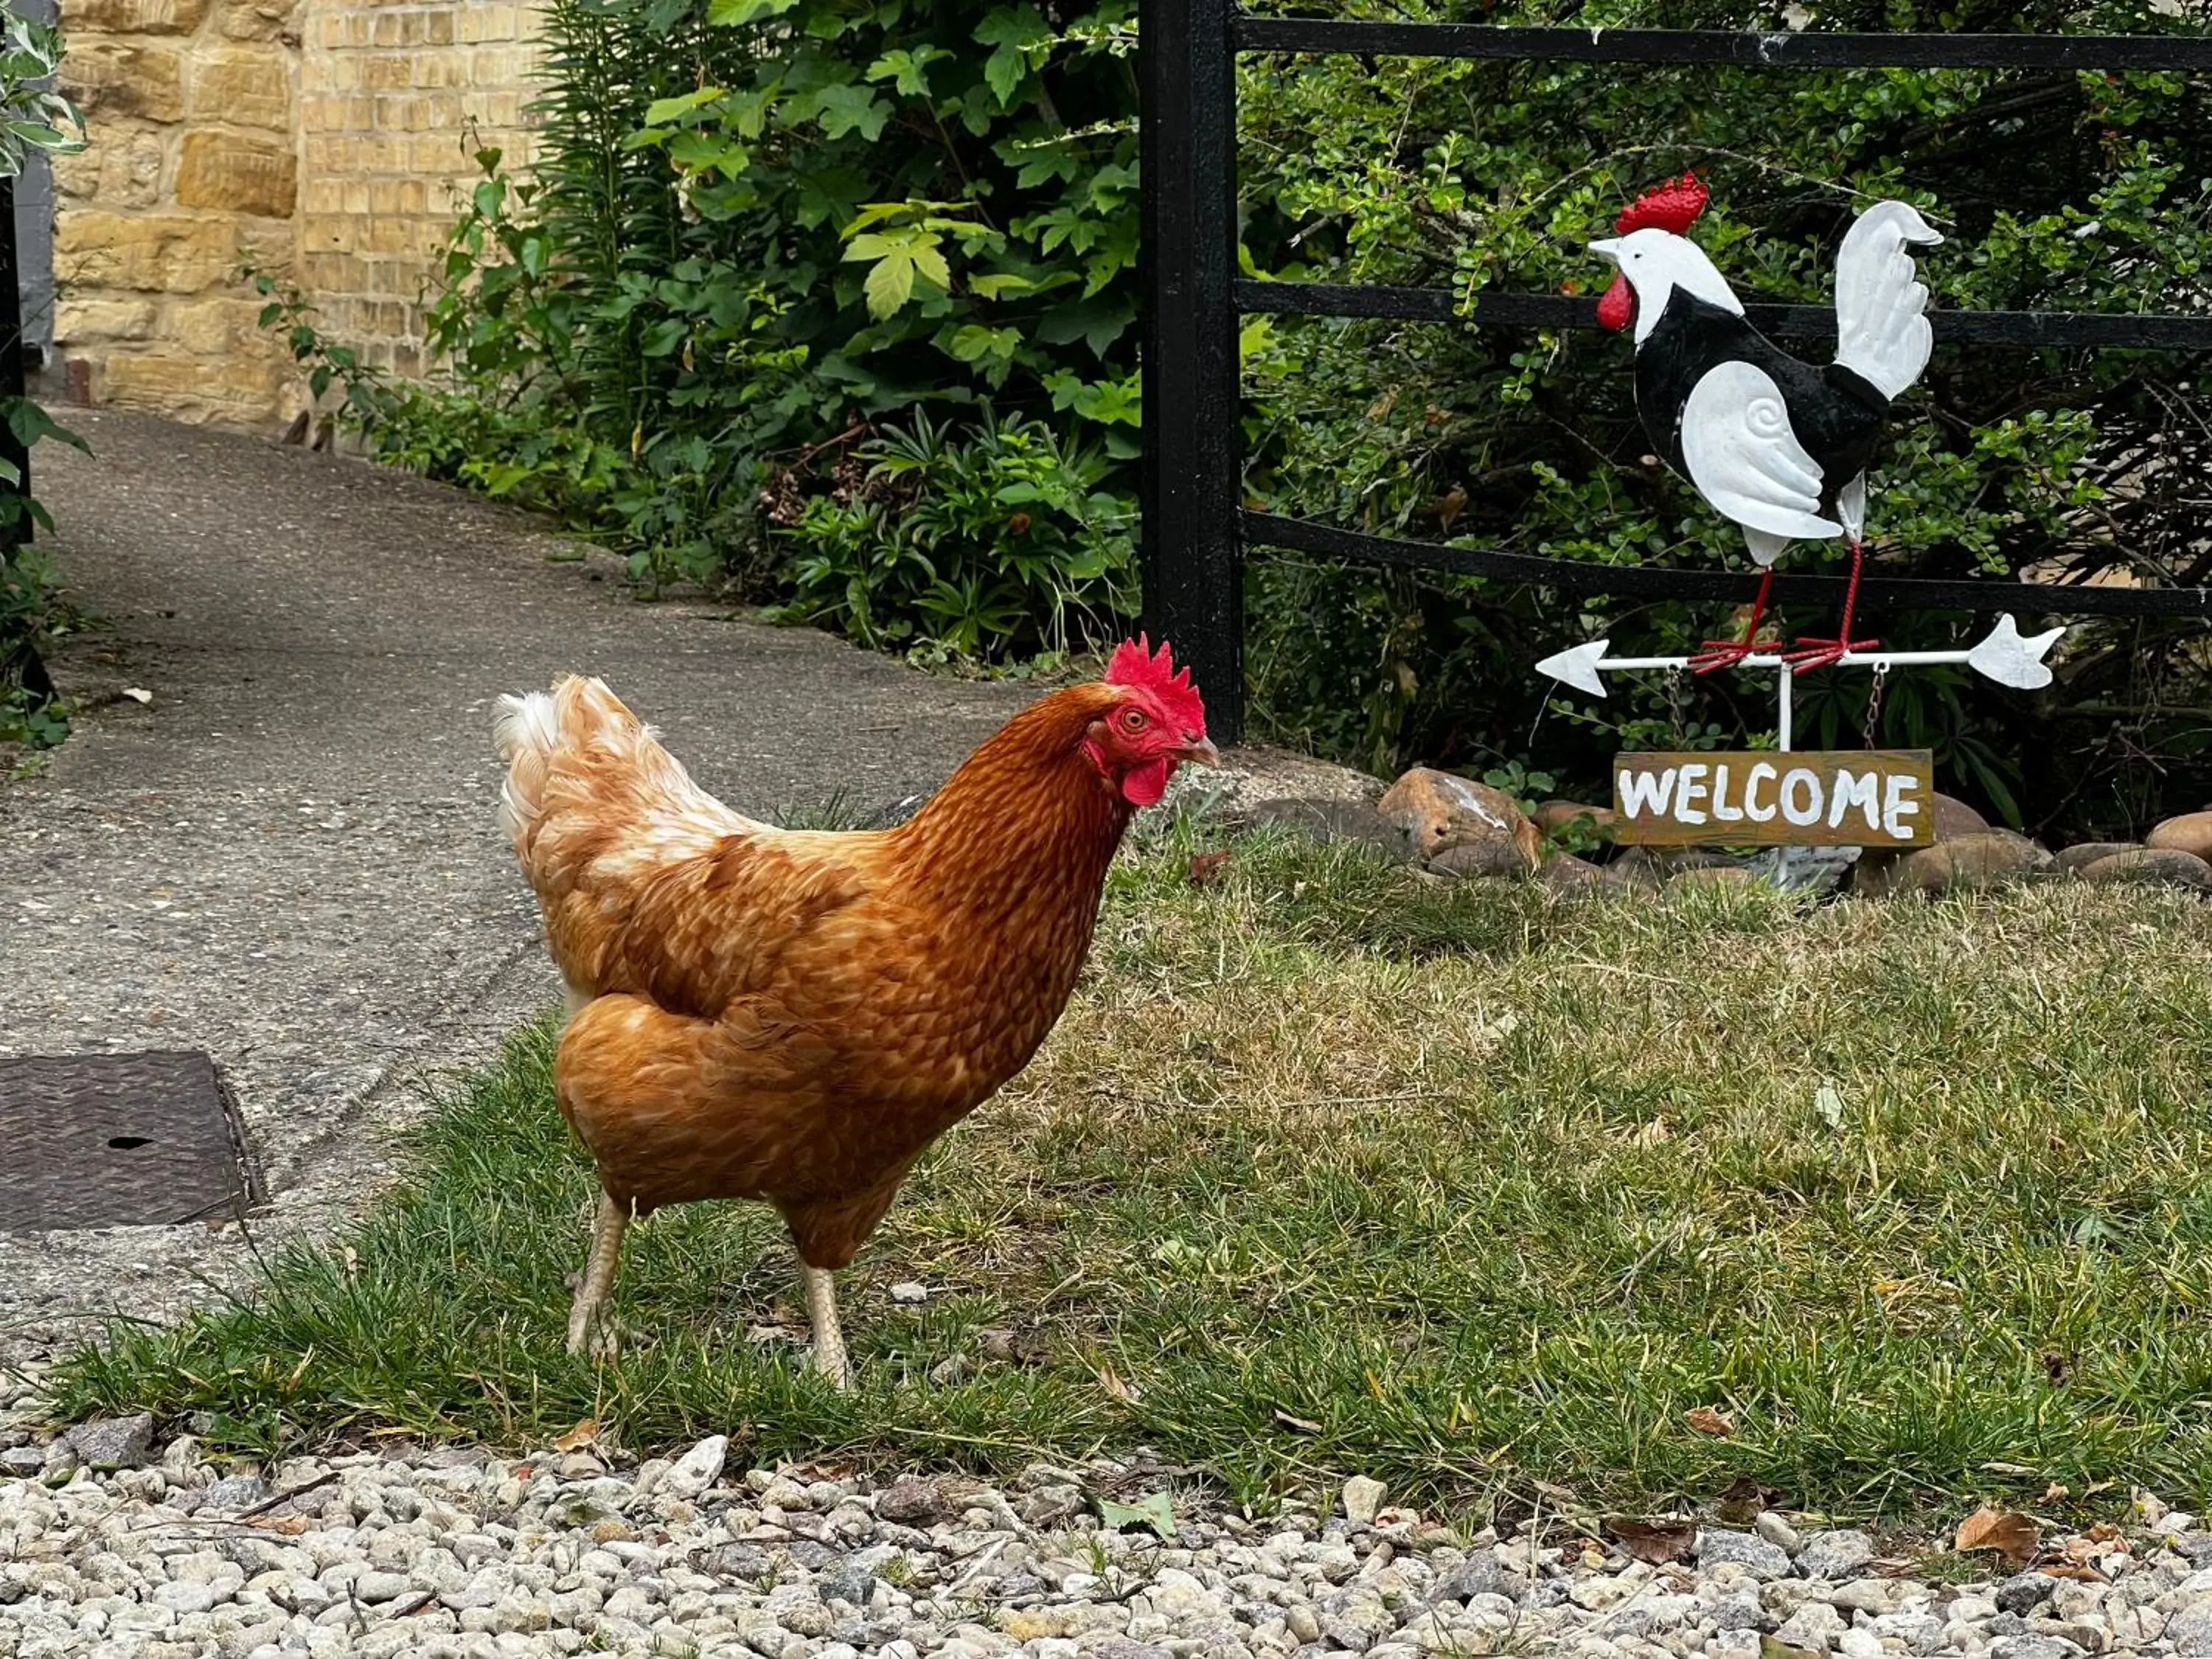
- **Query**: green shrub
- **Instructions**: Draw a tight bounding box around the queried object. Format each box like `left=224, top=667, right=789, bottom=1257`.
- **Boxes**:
left=0, top=13, right=88, bottom=749
left=773, top=410, right=1135, bottom=661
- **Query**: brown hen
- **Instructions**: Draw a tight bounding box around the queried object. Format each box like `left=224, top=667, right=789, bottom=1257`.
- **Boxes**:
left=492, top=638, right=1214, bottom=1384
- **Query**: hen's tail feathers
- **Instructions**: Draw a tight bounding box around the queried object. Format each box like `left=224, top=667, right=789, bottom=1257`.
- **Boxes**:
left=1832, top=201, right=1944, bottom=403
left=493, top=675, right=651, bottom=858
left=494, top=675, right=753, bottom=870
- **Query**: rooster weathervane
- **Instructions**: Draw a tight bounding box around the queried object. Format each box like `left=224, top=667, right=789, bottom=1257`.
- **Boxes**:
left=1587, top=171, right=1947, bottom=673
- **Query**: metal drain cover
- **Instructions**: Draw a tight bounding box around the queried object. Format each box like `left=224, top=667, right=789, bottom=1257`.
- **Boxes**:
left=0, top=1051, right=262, bottom=1231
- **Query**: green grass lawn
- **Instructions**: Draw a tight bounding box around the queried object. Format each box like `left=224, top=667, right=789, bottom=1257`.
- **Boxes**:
left=40, top=826, right=2212, bottom=1519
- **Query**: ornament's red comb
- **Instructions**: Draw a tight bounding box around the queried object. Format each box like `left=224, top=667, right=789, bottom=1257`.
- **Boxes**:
left=1615, top=171, right=1709, bottom=236
left=1105, top=634, right=1208, bottom=734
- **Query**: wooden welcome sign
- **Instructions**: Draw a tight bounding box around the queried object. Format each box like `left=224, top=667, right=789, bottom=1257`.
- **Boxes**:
left=1613, top=750, right=1935, bottom=847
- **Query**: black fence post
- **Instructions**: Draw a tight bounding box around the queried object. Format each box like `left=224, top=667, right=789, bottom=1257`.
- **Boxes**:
left=1138, top=0, right=1245, bottom=742
left=0, top=175, right=26, bottom=530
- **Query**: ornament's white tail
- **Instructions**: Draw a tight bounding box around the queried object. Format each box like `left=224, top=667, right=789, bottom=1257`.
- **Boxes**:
left=1832, top=201, right=1944, bottom=403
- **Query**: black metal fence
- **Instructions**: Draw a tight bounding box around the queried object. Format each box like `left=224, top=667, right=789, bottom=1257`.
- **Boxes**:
left=1135, top=6, right=2212, bottom=743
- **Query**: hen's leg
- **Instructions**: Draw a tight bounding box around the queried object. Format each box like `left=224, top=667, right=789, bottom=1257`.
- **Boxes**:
left=1785, top=540, right=1879, bottom=671
left=801, top=1260, right=851, bottom=1390
left=566, top=1192, right=627, bottom=1357
left=1690, top=567, right=1777, bottom=675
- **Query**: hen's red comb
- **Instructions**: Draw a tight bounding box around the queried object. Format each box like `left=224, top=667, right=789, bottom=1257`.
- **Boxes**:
left=1105, top=634, right=1208, bottom=734
left=1615, top=171, right=1709, bottom=236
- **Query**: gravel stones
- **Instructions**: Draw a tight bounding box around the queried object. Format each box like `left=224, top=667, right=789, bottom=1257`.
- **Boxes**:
left=1697, top=1528, right=1795, bottom=1579
left=62, top=1412, right=153, bottom=1470
left=877, top=1474, right=952, bottom=1525
left=656, top=1433, right=728, bottom=1499
left=1993, top=1572, right=2058, bottom=1614
left=1796, top=1529, right=1876, bottom=1580
left=4, top=1380, right=2211, bottom=1659
left=1340, top=1475, right=1387, bottom=1524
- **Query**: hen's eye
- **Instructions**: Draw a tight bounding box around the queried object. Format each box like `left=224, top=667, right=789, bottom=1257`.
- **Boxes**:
left=1120, top=708, right=1147, bottom=732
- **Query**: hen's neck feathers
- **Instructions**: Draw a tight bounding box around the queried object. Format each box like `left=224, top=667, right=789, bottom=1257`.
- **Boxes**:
left=890, top=684, right=1133, bottom=914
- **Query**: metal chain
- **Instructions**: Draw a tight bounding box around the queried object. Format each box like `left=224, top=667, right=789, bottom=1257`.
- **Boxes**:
left=1663, top=664, right=1687, bottom=746
left=1863, top=664, right=1890, bottom=745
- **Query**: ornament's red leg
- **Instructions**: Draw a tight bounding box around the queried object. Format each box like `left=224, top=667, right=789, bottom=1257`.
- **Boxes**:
left=1784, top=542, right=1879, bottom=672
left=1689, top=567, right=1776, bottom=675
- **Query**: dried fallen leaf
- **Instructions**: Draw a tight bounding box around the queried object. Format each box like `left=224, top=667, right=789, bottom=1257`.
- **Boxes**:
left=1095, top=1363, right=1143, bottom=1406
left=2042, top=1481, right=2071, bottom=1503
left=120, top=687, right=153, bottom=706
left=1188, top=850, right=1232, bottom=887
left=1714, top=1476, right=1776, bottom=1525
left=1686, top=1406, right=1736, bottom=1438
left=1273, top=1408, right=1323, bottom=1435
left=250, top=1515, right=308, bottom=1535
left=1602, top=1515, right=1698, bottom=1565
left=1955, top=1506, right=2039, bottom=1565
left=553, top=1418, right=599, bottom=1453
left=2038, top=1562, right=2108, bottom=1583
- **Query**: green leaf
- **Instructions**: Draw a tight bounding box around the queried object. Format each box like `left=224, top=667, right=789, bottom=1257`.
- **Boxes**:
left=813, top=83, right=890, bottom=142
left=910, top=241, right=951, bottom=291
left=1098, top=1492, right=1177, bottom=1540
left=863, top=251, right=917, bottom=319
left=642, top=88, right=726, bottom=126
left=704, top=0, right=797, bottom=24
left=983, top=46, right=1026, bottom=106
left=865, top=46, right=947, bottom=97
left=967, top=273, right=1034, bottom=300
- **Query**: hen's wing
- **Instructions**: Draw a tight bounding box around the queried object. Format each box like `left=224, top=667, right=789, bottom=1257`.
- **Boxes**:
left=1678, top=361, right=1845, bottom=546
left=1832, top=201, right=1942, bottom=402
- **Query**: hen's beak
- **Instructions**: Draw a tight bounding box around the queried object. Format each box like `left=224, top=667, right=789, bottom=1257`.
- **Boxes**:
left=1587, top=237, right=1621, bottom=261
left=1176, top=737, right=1222, bottom=768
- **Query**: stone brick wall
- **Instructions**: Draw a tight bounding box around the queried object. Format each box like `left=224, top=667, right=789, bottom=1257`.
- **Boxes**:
left=297, top=0, right=542, bottom=383
left=49, top=0, right=543, bottom=427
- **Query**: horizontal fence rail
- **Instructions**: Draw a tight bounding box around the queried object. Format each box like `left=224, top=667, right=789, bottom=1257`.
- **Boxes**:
left=1245, top=512, right=2212, bottom=619
left=1135, top=1, right=2212, bottom=742
left=1236, top=280, right=2212, bottom=351
left=1235, top=20, right=2212, bottom=69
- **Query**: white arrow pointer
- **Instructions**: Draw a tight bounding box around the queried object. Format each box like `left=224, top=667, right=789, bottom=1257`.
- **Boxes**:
left=1536, top=613, right=2065, bottom=698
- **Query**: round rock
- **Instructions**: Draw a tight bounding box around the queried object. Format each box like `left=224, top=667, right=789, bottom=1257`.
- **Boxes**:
left=2147, top=810, right=2212, bottom=862
left=1375, top=768, right=1543, bottom=875
left=2056, top=841, right=2140, bottom=873
left=1859, top=831, right=2053, bottom=898
left=2076, top=846, right=2212, bottom=892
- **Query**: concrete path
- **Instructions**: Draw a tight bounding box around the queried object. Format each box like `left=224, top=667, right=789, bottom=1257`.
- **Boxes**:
left=0, top=410, right=1042, bottom=1368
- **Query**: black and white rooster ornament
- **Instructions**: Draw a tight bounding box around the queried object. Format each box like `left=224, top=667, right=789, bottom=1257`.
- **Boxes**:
left=1590, top=173, right=1942, bottom=672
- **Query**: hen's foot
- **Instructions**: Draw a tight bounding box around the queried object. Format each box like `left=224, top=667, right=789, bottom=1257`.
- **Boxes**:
left=1782, top=634, right=1879, bottom=672
left=564, top=1313, right=619, bottom=1360
left=1688, top=637, right=1770, bottom=675
left=566, top=1193, right=630, bottom=1361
